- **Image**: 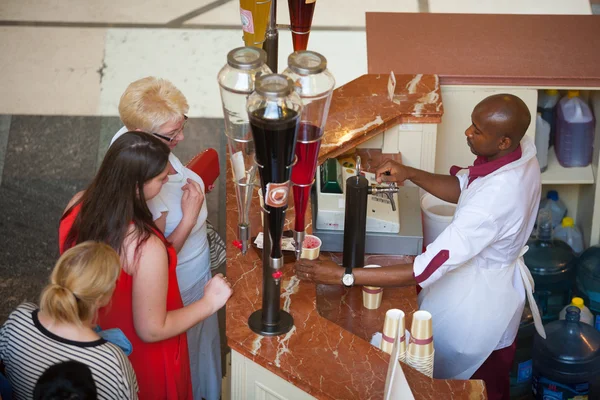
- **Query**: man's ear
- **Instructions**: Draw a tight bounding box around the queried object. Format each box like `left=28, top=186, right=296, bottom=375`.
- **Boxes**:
left=498, top=136, right=512, bottom=151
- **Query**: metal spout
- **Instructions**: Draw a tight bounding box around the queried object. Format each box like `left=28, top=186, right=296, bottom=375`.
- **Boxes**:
left=368, top=183, right=399, bottom=211
left=293, top=230, right=305, bottom=260
left=239, top=224, right=250, bottom=255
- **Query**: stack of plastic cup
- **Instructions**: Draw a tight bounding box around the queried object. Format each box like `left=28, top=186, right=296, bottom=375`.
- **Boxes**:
left=362, top=265, right=384, bottom=310
left=406, top=310, right=434, bottom=377
left=380, top=309, right=407, bottom=362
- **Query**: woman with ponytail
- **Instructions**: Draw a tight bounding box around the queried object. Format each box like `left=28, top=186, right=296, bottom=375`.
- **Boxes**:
left=0, top=241, right=138, bottom=399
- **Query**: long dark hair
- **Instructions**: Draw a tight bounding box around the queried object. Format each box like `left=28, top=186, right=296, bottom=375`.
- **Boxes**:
left=64, top=131, right=170, bottom=256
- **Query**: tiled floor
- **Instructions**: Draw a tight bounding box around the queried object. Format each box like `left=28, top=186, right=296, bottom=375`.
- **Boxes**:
left=0, top=0, right=597, bottom=397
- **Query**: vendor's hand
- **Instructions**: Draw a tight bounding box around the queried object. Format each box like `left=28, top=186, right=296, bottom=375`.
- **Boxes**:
left=181, top=178, right=204, bottom=223
left=375, top=160, right=411, bottom=184
left=295, top=258, right=343, bottom=285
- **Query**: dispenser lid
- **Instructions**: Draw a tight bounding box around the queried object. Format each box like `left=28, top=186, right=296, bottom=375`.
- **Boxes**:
left=571, top=297, right=584, bottom=309
left=227, top=47, right=267, bottom=70
left=287, top=51, right=327, bottom=75
left=567, top=90, right=580, bottom=98
left=562, top=217, right=575, bottom=228
left=255, top=74, right=294, bottom=97
left=546, top=190, right=559, bottom=201
left=546, top=89, right=559, bottom=95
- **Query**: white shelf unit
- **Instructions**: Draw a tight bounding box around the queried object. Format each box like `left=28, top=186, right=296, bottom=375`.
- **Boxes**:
left=435, top=86, right=600, bottom=247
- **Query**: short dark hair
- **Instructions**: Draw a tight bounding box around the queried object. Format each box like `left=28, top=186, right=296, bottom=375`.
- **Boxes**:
left=33, top=360, right=97, bottom=399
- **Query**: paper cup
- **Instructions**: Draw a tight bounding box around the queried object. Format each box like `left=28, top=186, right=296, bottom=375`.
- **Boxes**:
left=300, top=235, right=321, bottom=260
left=407, top=310, right=434, bottom=358
left=380, top=309, right=405, bottom=354
left=362, top=265, right=383, bottom=310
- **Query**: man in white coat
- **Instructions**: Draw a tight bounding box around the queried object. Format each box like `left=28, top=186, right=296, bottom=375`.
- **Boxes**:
left=295, top=94, right=546, bottom=400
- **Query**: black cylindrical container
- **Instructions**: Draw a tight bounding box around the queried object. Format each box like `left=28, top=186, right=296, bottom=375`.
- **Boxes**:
left=342, top=174, right=369, bottom=269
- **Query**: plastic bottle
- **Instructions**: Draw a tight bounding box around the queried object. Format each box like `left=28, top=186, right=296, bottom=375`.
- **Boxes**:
left=534, top=113, right=550, bottom=172
left=532, top=306, right=600, bottom=399
left=575, top=245, right=600, bottom=331
left=539, top=190, right=567, bottom=228
left=537, top=89, right=560, bottom=147
left=558, top=297, right=594, bottom=325
left=554, top=217, right=584, bottom=255
left=555, top=90, right=595, bottom=168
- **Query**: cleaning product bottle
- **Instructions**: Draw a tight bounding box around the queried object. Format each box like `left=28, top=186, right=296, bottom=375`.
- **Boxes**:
left=554, top=217, right=584, bottom=255
left=534, top=113, right=550, bottom=172
left=555, top=90, right=595, bottom=168
left=558, top=297, right=594, bottom=326
left=539, top=190, right=567, bottom=228
left=537, top=89, right=560, bottom=147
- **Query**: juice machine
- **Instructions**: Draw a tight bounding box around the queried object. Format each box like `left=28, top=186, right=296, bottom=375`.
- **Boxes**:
left=311, top=157, right=424, bottom=256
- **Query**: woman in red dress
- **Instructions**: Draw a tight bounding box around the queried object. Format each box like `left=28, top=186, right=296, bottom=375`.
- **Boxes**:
left=58, top=132, right=232, bottom=399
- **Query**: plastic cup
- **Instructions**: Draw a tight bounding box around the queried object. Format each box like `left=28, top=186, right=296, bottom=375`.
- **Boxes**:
left=300, top=235, right=321, bottom=260
left=381, top=309, right=405, bottom=354
left=362, top=264, right=383, bottom=310
left=407, top=310, right=434, bottom=358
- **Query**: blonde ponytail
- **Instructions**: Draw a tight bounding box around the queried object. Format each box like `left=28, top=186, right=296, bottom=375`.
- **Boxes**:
left=40, top=241, right=121, bottom=326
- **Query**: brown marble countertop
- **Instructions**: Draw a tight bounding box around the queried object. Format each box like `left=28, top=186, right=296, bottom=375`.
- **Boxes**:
left=225, top=168, right=486, bottom=399
left=317, top=74, right=443, bottom=165
left=366, top=13, right=600, bottom=87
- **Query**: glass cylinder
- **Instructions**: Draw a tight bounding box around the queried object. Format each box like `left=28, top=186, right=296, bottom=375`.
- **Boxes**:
left=247, top=74, right=303, bottom=265
left=287, top=0, right=317, bottom=51
left=218, top=47, right=272, bottom=254
left=239, top=0, right=272, bottom=48
left=282, top=51, right=335, bottom=258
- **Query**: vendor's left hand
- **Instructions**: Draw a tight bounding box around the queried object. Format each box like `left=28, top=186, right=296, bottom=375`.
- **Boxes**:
left=295, top=258, right=343, bottom=285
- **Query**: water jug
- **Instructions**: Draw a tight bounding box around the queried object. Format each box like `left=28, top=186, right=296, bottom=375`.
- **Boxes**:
left=532, top=306, right=600, bottom=399
left=539, top=190, right=567, bottom=228
left=555, top=90, right=595, bottom=168
left=537, top=89, right=560, bottom=147
left=576, top=245, right=600, bottom=330
left=534, top=113, right=550, bottom=172
left=525, top=209, right=576, bottom=322
left=559, top=297, right=594, bottom=326
left=509, top=306, right=535, bottom=398
left=554, top=217, right=584, bottom=255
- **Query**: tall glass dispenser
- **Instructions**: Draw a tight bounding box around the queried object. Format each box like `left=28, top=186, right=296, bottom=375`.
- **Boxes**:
left=218, top=47, right=272, bottom=254
left=247, top=74, right=302, bottom=335
left=287, top=0, right=317, bottom=51
left=282, top=51, right=335, bottom=259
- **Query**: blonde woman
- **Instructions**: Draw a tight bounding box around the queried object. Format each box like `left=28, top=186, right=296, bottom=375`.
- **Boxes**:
left=0, top=242, right=138, bottom=400
left=112, top=77, right=225, bottom=400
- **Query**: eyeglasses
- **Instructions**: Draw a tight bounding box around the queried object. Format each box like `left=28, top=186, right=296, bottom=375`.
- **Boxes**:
left=152, top=115, right=188, bottom=143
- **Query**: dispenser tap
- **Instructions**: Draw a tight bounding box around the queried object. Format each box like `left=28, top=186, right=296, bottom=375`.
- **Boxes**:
left=368, top=183, right=398, bottom=212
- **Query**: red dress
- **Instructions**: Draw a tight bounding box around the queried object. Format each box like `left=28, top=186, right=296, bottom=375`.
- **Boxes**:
left=59, top=205, right=193, bottom=400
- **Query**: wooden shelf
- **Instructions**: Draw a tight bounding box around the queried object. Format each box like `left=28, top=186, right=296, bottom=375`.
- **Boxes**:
left=541, top=149, right=595, bottom=185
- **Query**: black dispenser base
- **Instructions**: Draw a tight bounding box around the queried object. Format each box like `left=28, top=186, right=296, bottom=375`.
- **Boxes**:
left=248, top=310, right=294, bottom=336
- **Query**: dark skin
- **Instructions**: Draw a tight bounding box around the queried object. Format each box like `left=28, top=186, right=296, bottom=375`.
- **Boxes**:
left=296, top=94, right=531, bottom=286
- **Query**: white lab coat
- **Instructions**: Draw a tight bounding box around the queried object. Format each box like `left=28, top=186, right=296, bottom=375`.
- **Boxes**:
left=413, top=134, right=546, bottom=379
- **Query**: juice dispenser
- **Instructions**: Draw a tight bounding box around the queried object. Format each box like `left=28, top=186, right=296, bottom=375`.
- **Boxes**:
left=217, top=47, right=272, bottom=255
left=288, top=0, right=317, bottom=51
left=247, top=74, right=302, bottom=335
left=282, top=51, right=335, bottom=259
left=239, top=0, right=272, bottom=49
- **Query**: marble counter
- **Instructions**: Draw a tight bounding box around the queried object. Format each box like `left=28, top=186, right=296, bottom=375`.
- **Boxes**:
left=317, top=74, right=443, bottom=165
left=225, top=172, right=486, bottom=399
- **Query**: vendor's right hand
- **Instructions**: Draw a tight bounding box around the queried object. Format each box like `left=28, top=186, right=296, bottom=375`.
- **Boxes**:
left=375, top=160, right=411, bottom=184
left=181, top=178, right=204, bottom=223
left=204, top=273, right=233, bottom=313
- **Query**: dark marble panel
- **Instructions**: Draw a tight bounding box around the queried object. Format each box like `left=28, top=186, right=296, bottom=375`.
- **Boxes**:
left=95, top=117, right=125, bottom=171
left=0, top=115, right=11, bottom=187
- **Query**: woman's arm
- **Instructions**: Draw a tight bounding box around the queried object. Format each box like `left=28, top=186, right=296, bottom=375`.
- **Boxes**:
left=129, top=234, right=231, bottom=343
left=164, top=178, right=204, bottom=253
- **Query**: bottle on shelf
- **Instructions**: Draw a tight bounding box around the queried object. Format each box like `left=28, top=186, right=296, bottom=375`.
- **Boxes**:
left=555, top=90, right=595, bottom=168
left=537, top=89, right=560, bottom=147
left=575, top=245, right=600, bottom=331
left=554, top=217, right=584, bottom=255
left=558, top=297, right=594, bottom=326
left=534, top=112, right=550, bottom=172
left=539, top=190, right=567, bottom=228
left=532, top=306, right=600, bottom=399
left=525, top=208, right=576, bottom=323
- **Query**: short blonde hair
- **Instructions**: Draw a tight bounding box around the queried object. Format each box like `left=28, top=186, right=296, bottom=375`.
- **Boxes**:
left=39, top=242, right=121, bottom=326
left=118, top=77, right=189, bottom=133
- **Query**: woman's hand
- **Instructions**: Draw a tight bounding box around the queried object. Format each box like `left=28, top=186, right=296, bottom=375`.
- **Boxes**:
left=295, top=258, right=343, bottom=285
left=204, top=273, right=233, bottom=314
left=180, top=178, right=204, bottom=224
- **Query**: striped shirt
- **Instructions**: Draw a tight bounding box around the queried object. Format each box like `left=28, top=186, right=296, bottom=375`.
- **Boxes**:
left=0, top=303, right=138, bottom=399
